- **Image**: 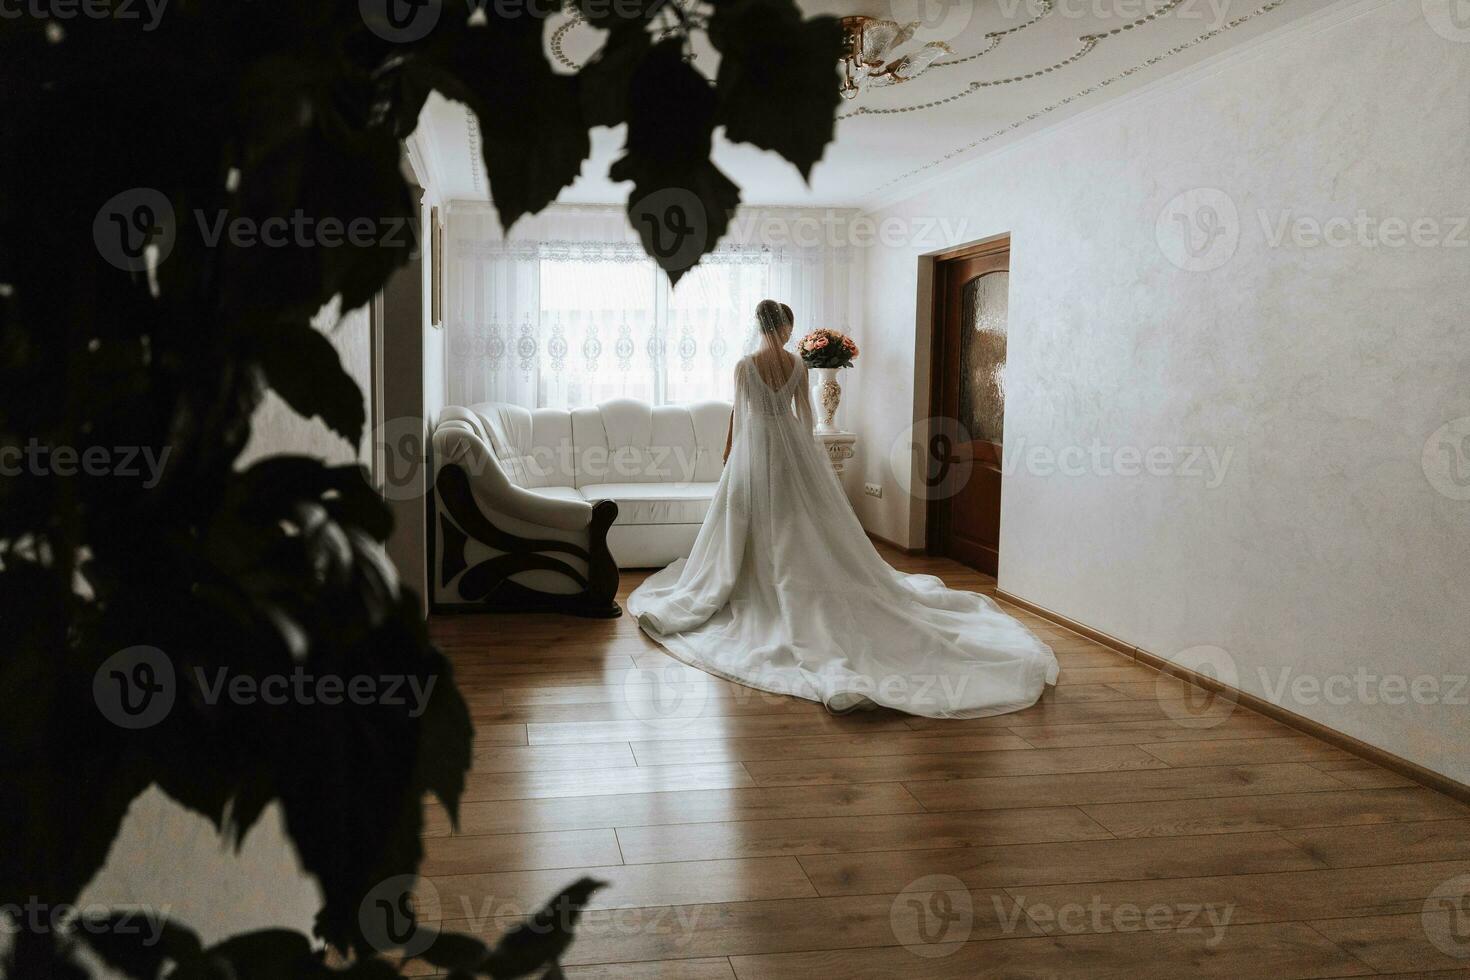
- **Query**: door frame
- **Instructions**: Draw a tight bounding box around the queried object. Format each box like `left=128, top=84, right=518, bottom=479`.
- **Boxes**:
left=923, top=234, right=1011, bottom=556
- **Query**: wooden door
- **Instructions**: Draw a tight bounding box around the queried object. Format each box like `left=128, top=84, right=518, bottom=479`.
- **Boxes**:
left=928, top=239, right=1010, bottom=575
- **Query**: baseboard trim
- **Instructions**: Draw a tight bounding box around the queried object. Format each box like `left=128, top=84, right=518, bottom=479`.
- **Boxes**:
left=995, top=588, right=1470, bottom=806
left=865, top=531, right=925, bottom=556
left=994, top=589, right=1136, bottom=659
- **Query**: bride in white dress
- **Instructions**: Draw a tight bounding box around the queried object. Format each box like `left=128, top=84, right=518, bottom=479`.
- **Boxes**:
left=628, top=300, right=1058, bottom=718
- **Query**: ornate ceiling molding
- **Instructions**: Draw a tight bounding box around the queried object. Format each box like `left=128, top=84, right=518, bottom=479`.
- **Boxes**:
left=836, top=0, right=1056, bottom=120
left=551, top=1, right=688, bottom=71
left=929, top=0, right=1053, bottom=70
left=465, top=110, right=484, bottom=195
left=869, top=0, right=1292, bottom=196
left=550, top=13, right=582, bottom=71
left=840, top=37, right=1097, bottom=119
left=840, top=0, right=1221, bottom=120
left=554, top=0, right=1060, bottom=106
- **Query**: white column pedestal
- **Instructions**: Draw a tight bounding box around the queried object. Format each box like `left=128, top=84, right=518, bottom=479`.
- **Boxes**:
left=816, top=431, right=857, bottom=474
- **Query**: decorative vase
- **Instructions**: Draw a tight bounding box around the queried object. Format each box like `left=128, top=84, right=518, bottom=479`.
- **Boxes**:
left=812, top=367, right=843, bottom=434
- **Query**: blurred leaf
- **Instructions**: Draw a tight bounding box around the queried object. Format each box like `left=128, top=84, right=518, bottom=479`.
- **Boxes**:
left=574, top=0, right=663, bottom=32
left=481, top=878, right=607, bottom=979
left=417, top=930, right=490, bottom=972
left=2, top=929, right=91, bottom=980
left=415, top=651, right=474, bottom=825
left=709, top=0, right=844, bottom=180
left=0, top=2, right=839, bottom=977
left=251, top=323, right=367, bottom=446
left=422, top=19, right=590, bottom=230
left=74, top=914, right=203, bottom=980
left=578, top=27, right=652, bottom=128
left=609, top=40, right=739, bottom=285
left=169, top=929, right=317, bottom=980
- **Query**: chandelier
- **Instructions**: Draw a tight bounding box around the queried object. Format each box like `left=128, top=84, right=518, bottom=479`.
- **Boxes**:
left=839, top=16, right=953, bottom=100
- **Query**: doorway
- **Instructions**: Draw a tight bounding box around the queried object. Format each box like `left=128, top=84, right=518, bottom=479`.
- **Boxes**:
left=926, top=236, right=1011, bottom=576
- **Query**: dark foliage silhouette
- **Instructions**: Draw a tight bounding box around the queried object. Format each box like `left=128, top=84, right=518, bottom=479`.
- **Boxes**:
left=0, top=0, right=840, bottom=976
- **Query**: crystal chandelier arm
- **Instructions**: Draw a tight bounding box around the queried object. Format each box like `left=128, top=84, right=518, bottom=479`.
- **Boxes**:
left=888, top=21, right=918, bottom=52
left=870, top=42, right=954, bottom=85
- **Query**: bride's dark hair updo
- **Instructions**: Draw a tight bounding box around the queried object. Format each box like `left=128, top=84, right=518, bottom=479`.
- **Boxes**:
left=756, top=299, right=793, bottom=335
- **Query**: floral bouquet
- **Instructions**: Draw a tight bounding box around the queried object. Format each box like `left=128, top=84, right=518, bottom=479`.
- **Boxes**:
left=798, top=328, right=859, bottom=369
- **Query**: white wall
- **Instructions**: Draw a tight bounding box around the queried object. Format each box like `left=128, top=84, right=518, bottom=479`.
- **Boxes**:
left=851, top=0, right=1470, bottom=783
left=424, top=203, right=447, bottom=425
left=423, top=195, right=448, bottom=593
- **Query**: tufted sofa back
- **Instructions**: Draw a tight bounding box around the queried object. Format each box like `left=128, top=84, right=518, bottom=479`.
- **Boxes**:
left=439, top=399, right=731, bottom=489
left=571, top=399, right=728, bottom=486
left=444, top=402, right=576, bottom=489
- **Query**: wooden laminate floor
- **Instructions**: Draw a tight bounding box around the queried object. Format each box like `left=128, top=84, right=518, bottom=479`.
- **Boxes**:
left=420, top=547, right=1470, bottom=979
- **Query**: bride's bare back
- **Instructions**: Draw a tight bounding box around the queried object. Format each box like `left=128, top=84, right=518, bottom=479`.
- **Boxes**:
left=752, top=349, right=797, bottom=390
left=726, top=299, right=801, bottom=459
left=751, top=299, right=797, bottom=389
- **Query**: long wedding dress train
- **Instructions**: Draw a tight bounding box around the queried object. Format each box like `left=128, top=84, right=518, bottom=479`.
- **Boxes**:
left=628, top=354, right=1058, bottom=718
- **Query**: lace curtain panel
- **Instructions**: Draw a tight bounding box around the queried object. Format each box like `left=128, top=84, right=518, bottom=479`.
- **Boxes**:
left=445, top=206, right=855, bottom=409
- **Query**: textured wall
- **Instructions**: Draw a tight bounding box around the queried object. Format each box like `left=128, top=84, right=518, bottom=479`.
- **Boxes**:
left=423, top=198, right=448, bottom=608
left=851, top=0, right=1470, bottom=782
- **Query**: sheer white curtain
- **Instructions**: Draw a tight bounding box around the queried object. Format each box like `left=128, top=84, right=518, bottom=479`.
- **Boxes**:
left=445, top=205, right=854, bottom=409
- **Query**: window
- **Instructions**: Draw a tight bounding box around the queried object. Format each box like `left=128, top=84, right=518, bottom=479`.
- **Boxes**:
left=446, top=213, right=853, bottom=411
left=537, top=256, right=773, bottom=409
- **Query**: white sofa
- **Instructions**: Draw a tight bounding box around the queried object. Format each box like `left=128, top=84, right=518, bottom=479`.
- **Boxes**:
left=431, top=398, right=731, bottom=616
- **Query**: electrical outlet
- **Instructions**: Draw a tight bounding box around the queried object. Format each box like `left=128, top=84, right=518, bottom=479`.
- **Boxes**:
left=863, top=482, right=883, bottom=498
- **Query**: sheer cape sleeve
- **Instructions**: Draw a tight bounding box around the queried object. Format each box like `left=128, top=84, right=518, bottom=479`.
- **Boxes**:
left=793, top=358, right=814, bottom=433
left=731, top=359, right=748, bottom=443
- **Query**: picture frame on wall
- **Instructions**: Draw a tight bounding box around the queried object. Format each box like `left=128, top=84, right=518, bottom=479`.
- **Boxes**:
left=431, top=205, right=443, bottom=329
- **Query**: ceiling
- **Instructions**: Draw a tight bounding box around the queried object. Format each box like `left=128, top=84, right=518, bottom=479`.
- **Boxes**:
left=414, top=0, right=1338, bottom=212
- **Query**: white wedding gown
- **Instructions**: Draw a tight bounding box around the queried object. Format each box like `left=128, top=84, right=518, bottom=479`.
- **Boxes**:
left=628, top=353, right=1058, bottom=718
